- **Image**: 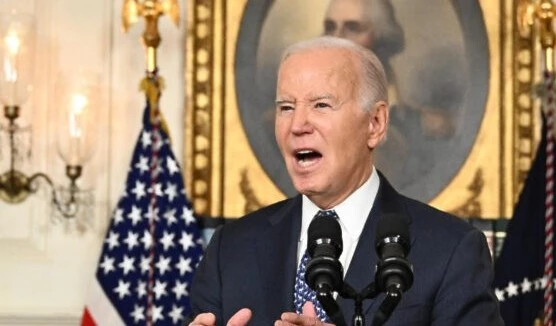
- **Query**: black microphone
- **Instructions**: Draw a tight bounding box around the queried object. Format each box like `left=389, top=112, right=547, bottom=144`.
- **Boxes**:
left=305, top=212, right=347, bottom=326
left=372, top=213, right=414, bottom=326
left=305, top=212, right=344, bottom=294
left=374, top=213, right=413, bottom=292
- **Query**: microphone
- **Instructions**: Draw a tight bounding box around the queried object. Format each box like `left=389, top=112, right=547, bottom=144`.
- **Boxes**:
left=305, top=212, right=344, bottom=294
left=374, top=213, right=413, bottom=292
left=305, top=212, right=347, bottom=326
left=372, top=213, right=413, bottom=326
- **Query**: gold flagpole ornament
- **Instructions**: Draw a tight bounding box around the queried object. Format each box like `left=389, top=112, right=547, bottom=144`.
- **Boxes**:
left=121, top=0, right=180, bottom=74
left=518, top=0, right=555, bottom=70
left=121, top=0, right=178, bottom=136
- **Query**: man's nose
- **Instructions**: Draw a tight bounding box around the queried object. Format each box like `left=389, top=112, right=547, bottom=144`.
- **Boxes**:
left=337, top=27, right=349, bottom=38
left=328, top=25, right=348, bottom=38
left=291, top=108, right=313, bottom=135
left=330, top=28, right=342, bottom=37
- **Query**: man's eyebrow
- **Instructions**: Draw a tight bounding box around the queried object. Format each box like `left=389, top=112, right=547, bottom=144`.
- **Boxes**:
left=308, top=94, right=334, bottom=102
left=275, top=98, right=294, bottom=105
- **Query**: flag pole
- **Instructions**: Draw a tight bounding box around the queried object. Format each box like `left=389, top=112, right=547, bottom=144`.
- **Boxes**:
left=540, top=7, right=555, bottom=326
left=518, top=1, right=556, bottom=325
left=536, top=3, right=555, bottom=326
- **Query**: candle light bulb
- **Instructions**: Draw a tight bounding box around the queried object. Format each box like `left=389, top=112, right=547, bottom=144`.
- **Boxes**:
left=4, top=32, right=20, bottom=55
left=69, top=93, right=87, bottom=138
left=3, top=32, right=20, bottom=106
left=0, top=12, right=35, bottom=109
left=56, top=74, right=99, bottom=167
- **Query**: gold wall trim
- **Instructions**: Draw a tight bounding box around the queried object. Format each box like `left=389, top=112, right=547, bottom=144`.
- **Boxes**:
left=186, top=0, right=218, bottom=215
left=239, top=169, right=263, bottom=215
left=449, top=169, right=484, bottom=218
left=512, top=5, right=539, bottom=204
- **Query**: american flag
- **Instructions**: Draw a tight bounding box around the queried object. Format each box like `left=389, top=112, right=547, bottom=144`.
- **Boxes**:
left=82, top=95, right=203, bottom=325
left=493, top=110, right=556, bottom=324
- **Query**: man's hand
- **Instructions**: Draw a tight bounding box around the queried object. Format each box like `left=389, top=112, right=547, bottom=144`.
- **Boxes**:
left=189, top=312, right=216, bottom=326
left=189, top=308, right=252, bottom=326
left=275, top=302, right=335, bottom=326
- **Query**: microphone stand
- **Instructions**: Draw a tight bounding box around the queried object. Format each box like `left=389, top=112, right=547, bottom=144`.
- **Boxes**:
left=339, top=281, right=379, bottom=326
left=371, top=285, right=402, bottom=326
left=315, top=284, right=348, bottom=326
left=324, top=280, right=402, bottom=326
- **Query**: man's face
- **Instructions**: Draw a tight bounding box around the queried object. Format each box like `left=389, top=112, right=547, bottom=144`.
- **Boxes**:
left=275, top=48, right=380, bottom=208
left=324, top=0, right=374, bottom=49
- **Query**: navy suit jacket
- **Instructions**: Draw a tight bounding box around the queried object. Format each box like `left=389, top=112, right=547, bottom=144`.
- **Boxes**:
left=190, top=174, right=503, bottom=325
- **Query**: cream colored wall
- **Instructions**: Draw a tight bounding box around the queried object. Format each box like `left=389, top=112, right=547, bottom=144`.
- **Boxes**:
left=0, top=0, right=187, bottom=325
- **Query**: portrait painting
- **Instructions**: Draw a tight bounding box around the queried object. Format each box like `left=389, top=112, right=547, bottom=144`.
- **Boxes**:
left=186, top=0, right=532, bottom=218
left=234, top=0, right=489, bottom=203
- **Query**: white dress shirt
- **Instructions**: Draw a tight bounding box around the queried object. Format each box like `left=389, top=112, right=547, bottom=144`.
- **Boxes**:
left=297, top=166, right=380, bottom=275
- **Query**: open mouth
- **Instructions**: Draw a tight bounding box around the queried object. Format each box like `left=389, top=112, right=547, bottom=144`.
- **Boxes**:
left=294, top=149, right=322, bottom=167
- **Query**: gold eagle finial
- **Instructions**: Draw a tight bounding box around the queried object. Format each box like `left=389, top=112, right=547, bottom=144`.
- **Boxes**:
left=121, top=0, right=180, bottom=72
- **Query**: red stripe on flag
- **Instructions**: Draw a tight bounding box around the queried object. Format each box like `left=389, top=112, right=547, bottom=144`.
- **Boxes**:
left=81, top=308, right=96, bottom=326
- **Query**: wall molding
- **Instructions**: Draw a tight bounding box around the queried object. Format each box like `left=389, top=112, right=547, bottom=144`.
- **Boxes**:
left=0, top=314, right=79, bottom=326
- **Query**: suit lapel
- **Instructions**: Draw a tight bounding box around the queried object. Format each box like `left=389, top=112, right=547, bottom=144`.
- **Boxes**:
left=338, top=172, right=415, bottom=318
left=255, top=196, right=302, bottom=317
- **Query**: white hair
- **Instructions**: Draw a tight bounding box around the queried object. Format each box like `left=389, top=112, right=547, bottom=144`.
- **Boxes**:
left=280, top=36, right=388, bottom=111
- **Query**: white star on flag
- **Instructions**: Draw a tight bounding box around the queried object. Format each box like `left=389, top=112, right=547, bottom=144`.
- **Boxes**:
left=172, top=280, right=188, bottom=299
left=105, top=232, right=120, bottom=250
left=160, top=231, right=176, bottom=251
left=140, top=230, right=153, bottom=250
left=153, top=280, right=168, bottom=300
left=169, top=305, right=184, bottom=324
left=127, top=206, right=142, bottom=226
left=164, top=208, right=178, bottom=225
left=123, top=231, right=139, bottom=250
left=156, top=255, right=172, bottom=275
left=130, top=305, right=144, bottom=323
left=137, top=281, right=147, bottom=298
left=114, top=280, right=131, bottom=299
left=113, top=208, right=125, bottom=225
left=521, top=277, right=532, bottom=293
left=182, top=207, right=196, bottom=226
left=141, top=131, right=151, bottom=148
left=506, top=281, right=519, bottom=298
left=100, top=256, right=115, bottom=275
left=176, top=257, right=193, bottom=276
left=167, top=157, right=179, bottom=175
left=135, top=156, right=149, bottom=174
left=179, top=232, right=195, bottom=251
left=165, top=183, right=178, bottom=202
left=131, top=181, right=147, bottom=200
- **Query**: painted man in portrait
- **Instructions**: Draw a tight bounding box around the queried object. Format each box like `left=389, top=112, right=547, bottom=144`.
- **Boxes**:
left=322, top=0, right=467, bottom=190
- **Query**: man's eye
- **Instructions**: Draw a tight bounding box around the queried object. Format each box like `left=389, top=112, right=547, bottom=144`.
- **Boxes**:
left=344, top=21, right=365, bottom=34
left=323, top=20, right=336, bottom=35
left=315, top=102, right=330, bottom=109
left=279, top=105, right=294, bottom=112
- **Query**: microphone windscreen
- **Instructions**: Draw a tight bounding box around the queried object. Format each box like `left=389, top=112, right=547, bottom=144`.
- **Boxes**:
left=308, top=214, right=342, bottom=245
left=376, top=213, right=409, bottom=242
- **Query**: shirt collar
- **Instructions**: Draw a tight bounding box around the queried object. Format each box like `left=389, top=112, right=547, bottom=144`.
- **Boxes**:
left=300, top=166, right=380, bottom=242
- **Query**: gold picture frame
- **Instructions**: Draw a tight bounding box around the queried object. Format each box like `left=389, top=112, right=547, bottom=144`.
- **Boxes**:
left=185, top=0, right=538, bottom=219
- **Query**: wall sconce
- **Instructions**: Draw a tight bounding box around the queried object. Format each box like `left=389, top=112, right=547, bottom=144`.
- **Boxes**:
left=0, top=11, right=96, bottom=220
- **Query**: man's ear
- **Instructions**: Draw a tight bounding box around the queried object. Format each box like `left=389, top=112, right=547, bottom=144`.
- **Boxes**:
left=367, top=101, right=389, bottom=149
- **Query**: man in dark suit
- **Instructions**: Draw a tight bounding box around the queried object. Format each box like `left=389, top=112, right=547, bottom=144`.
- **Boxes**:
left=189, top=36, right=502, bottom=325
